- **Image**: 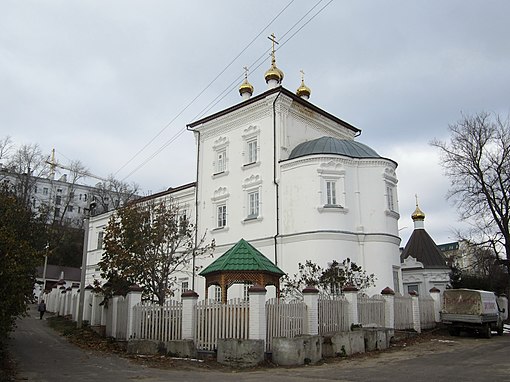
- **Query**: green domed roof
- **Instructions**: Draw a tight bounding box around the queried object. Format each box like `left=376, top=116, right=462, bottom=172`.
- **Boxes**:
left=289, top=137, right=380, bottom=160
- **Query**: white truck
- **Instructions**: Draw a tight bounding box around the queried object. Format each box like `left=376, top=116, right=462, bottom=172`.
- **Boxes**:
left=440, top=289, right=506, bottom=338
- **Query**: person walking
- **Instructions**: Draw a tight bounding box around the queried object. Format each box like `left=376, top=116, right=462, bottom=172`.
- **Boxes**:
left=38, top=300, right=46, bottom=320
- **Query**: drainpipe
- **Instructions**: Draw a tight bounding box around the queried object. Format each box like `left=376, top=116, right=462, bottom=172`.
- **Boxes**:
left=272, top=90, right=283, bottom=266
left=186, top=124, right=200, bottom=291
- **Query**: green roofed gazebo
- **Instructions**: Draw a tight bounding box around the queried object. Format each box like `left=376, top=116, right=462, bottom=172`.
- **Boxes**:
left=199, top=238, right=285, bottom=303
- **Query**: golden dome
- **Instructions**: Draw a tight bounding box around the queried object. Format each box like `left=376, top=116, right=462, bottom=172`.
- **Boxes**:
left=411, top=204, right=425, bottom=221
left=264, top=64, right=284, bottom=83
left=239, top=78, right=254, bottom=96
left=296, top=78, right=311, bottom=98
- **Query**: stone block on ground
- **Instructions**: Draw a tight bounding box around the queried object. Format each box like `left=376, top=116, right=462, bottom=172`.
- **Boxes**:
left=127, top=339, right=161, bottom=355
left=163, top=340, right=196, bottom=358
left=217, top=339, right=264, bottom=368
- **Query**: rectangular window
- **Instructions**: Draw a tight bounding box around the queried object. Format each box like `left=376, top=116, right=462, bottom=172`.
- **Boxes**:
left=97, top=231, right=104, bottom=250
left=248, top=191, right=259, bottom=218
left=69, top=192, right=75, bottom=200
left=55, top=195, right=61, bottom=205
left=214, top=286, right=222, bottom=302
left=407, top=284, right=419, bottom=295
left=216, top=150, right=226, bottom=173
left=57, top=188, right=62, bottom=194
left=181, top=281, right=189, bottom=292
left=83, top=194, right=87, bottom=201
left=68, top=205, right=74, bottom=213
left=247, top=140, right=257, bottom=164
left=326, top=181, right=337, bottom=205
left=34, top=186, right=38, bottom=194
left=78, top=206, right=81, bottom=213
left=54, top=207, right=60, bottom=217
left=387, top=186, right=395, bottom=211
left=43, top=188, right=49, bottom=195
left=217, top=204, right=227, bottom=228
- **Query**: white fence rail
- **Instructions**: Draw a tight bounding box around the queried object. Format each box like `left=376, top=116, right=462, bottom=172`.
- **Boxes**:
left=194, top=299, right=249, bottom=351
left=358, top=294, right=385, bottom=327
left=318, top=296, right=350, bottom=334
left=132, top=300, right=183, bottom=342
left=419, top=295, right=436, bottom=330
left=394, top=294, right=413, bottom=330
left=266, top=298, right=307, bottom=352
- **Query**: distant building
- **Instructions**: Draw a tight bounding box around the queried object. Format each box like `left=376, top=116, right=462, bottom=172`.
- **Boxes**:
left=400, top=202, right=450, bottom=295
left=33, top=264, right=81, bottom=298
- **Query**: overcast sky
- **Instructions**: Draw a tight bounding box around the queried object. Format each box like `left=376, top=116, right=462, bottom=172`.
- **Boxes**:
left=2, top=1, right=509, bottom=246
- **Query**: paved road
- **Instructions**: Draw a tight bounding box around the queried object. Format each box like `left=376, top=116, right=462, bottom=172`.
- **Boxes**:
left=9, top=305, right=510, bottom=381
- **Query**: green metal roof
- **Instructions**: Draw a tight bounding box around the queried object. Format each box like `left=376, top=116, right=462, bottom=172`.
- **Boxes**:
left=199, top=238, right=285, bottom=276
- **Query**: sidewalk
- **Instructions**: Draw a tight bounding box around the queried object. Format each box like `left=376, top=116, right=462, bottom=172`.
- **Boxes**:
left=8, top=305, right=181, bottom=381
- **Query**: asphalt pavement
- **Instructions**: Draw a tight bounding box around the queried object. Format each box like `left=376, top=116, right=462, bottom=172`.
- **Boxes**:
left=8, top=305, right=510, bottom=381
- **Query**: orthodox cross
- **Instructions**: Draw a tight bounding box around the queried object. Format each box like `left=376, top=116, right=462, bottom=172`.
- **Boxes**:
left=268, top=33, right=279, bottom=64
left=243, top=66, right=249, bottom=80
left=300, top=69, right=305, bottom=81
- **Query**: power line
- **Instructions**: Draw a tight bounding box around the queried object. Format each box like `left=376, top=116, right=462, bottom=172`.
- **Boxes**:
left=121, top=0, right=333, bottom=182
left=114, top=0, right=296, bottom=178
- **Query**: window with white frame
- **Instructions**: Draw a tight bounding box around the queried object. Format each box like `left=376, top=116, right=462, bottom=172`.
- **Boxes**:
left=247, top=139, right=257, bottom=164
left=407, top=284, right=419, bottom=295
left=243, top=282, right=253, bottom=301
left=325, top=180, right=337, bottom=205
left=216, top=150, right=226, bottom=173
left=214, top=285, right=222, bottom=302
left=97, top=231, right=104, bottom=250
left=217, top=204, right=227, bottom=228
left=181, top=280, right=189, bottom=292
left=242, top=125, right=260, bottom=167
left=386, top=184, right=396, bottom=212
left=248, top=191, right=259, bottom=219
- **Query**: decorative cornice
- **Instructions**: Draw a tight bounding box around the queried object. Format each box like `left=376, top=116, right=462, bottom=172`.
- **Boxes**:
left=242, top=174, right=262, bottom=189
left=281, top=155, right=395, bottom=172
left=211, top=187, right=229, bottom=202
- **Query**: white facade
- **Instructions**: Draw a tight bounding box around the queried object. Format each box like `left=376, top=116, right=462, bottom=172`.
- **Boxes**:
left=86, top=87, right=403, bottom=298
left=401, top=256, right=450, bottom=295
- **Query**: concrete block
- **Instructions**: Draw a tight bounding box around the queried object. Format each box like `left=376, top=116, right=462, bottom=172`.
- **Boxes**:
left=217, top=339, right=264, bottom=368
left=163, top=340, right=197, bottom=358
left=298, top=335, right=322, bottom=364
left=363, top=329, right=392, bottom=351
left=349, top=330, right=365, bottom=355
left=330, top=332, right=351, bottom=356
left=127, top=339, right=160, bottom=355
left=272, top=337, right=305, bottom=366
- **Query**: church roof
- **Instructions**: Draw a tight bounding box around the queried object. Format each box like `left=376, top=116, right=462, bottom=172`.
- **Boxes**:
left=401, top=229, right=449, bottom=269
left=186, top=87, right=360, bottom=134
left=199, top=238, right=285, bottom=276
left=289, top=136, right=380, bottom=160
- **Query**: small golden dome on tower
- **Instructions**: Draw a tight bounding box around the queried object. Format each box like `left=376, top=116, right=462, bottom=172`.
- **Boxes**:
left=239, top=66, right=254, bottom=97
left=411, top=195, right=425, bottom=221
left=264, top=64, right=284, bottom=83
left=265, top=33, right=284, bottom=86
left=296, top=70, right=311, bottom=99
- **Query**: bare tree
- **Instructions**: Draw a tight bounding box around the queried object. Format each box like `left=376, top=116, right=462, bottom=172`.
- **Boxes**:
left=90, top=175, right=140, bottom=215
left=5, top=144, right=49, bottom=206
left=431, top=112, right=510, bottom=273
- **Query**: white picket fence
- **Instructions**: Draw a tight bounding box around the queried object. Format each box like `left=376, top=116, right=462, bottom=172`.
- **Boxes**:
left=358, top=294, right=386, bottom=327
left=132, top=300, right=183, bottom=342
left=318, top=296, right=350, bottom=334
left=194, top=299, right=249, bottom=351
left=419, top=295, right=436, bottom=330
left=266, top=298, right=307, bottom=352
left=394, top=294, right=414, bottom=330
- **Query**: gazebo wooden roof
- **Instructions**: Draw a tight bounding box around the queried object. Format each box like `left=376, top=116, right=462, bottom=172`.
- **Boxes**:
left=199, top=238, right=284, bottom=303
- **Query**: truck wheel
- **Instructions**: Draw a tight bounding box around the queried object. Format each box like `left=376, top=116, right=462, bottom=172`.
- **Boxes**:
left=484, top=324, right=492, bottom=339
left=497, top=322, right=504, bottom=336
left=448, top=328, right=459, bottom=336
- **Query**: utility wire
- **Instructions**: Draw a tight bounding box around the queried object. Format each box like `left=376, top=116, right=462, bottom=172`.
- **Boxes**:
left=114, top=0, right=295, bottom=178
left=121, top=0, right=333, bottom=182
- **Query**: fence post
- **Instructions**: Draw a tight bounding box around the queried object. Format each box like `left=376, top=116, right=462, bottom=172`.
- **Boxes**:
left=343, top=285, right=360, bottom=328
left=248, top=285, right=267, bottom=341
left=126, top=284, right=143, bottom=339
left=302, top=286, right=319, bottom=335
left=82, top=285, right=94, bottom=324
left=381, top=287, right=395, bottom=329
left=409, top=291, right=421, bottom=333
left=110, top=295, right=119, bottom=338
left=429, top=287, right=441, bottom=322
left=71, top=283, right=80, bottom=320
left=181, top=290, right=199, bottom=340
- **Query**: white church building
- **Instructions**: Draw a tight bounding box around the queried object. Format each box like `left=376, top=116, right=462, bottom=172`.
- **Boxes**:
left=86, top=48, right=403, bottom=298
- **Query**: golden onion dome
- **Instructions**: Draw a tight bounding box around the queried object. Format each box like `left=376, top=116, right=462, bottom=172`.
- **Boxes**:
left=411, top=205, right=426, bottom=221
left=239, top=78, right=254, bottom=96
left=264, top=64, right=284, bottom=83
left=296, top=79, right=311, bottom=98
